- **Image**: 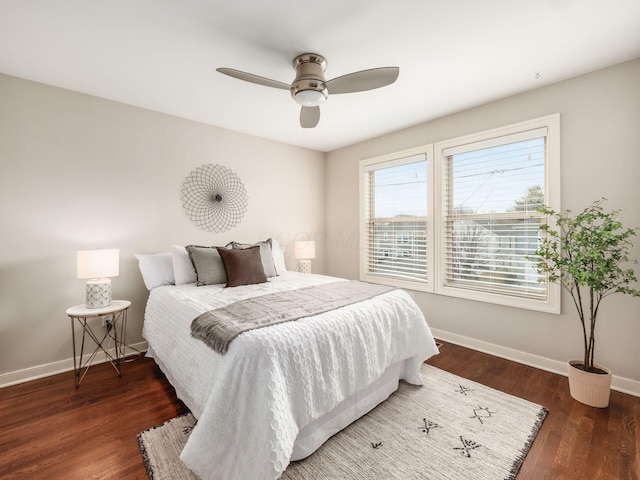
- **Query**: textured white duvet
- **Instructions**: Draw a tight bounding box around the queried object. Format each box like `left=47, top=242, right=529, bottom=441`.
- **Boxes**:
left=143, top=272, right=438, bottom=480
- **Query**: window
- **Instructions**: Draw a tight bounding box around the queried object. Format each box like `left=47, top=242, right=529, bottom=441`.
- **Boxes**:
left=360, top=148, right=433, bottom=292
left=436, top=128, right=553, bottom=308
left=359, top=114, right=560, bottom=312
left=435, top=116, right=560, bottom=311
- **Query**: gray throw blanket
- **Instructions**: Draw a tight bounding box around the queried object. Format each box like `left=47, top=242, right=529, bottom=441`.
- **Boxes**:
left=191, top=280, right=395, bottom=354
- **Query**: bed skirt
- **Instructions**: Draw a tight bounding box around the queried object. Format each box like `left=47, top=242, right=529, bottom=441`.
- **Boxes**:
left=146, top=346, right=416, bottom=461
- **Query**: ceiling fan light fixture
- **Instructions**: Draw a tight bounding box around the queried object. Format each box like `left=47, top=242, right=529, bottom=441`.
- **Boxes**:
left=293, top=88, right=328, bottom=106
left=291, top=53, right=328, bottom=107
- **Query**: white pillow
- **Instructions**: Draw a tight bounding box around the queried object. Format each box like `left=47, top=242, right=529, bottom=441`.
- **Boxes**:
left=271, top=239, right=287, bottom=275
left=135, top=252, right=174, bottom=290
left=171, top=245, right=197, bottom=285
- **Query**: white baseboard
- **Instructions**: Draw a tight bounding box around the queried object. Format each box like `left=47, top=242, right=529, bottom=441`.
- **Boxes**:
left=430, top=328, right=640, bottom=398
left=0, top=341, right=148, bottom=388
left=4, top=333, right=639, bottom=399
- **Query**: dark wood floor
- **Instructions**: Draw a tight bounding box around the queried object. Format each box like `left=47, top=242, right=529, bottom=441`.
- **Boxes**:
left=0, top=342, right=638, bottom=479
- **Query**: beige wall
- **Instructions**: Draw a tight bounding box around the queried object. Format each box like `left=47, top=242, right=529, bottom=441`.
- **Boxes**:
left=325, top=59, right=640, bottom=386
left=0, top=74, right=325, bottom=381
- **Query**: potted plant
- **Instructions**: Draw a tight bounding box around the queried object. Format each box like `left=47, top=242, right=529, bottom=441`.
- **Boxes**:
left=533, top=199, right=640, bottom=408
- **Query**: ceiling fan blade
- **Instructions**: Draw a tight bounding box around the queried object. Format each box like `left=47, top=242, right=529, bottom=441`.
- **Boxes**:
left=300, top=106, right=320, bottom=128
left=326, top=67, right=399, bottom=95
left=216, top=68, right=290, bottom=90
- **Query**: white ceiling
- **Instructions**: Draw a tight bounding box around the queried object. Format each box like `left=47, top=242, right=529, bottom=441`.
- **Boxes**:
left=1, top=1, right=639, bottom=152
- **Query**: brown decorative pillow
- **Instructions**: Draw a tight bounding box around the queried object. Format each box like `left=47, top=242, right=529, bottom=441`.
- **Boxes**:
left=216, top=245, right=268, bottom=287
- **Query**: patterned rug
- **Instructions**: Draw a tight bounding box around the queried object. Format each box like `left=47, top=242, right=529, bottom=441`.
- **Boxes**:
left=138, top=364, right=547, bottom=480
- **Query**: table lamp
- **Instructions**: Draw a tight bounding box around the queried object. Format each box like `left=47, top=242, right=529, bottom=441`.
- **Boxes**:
left=77, top=249, right=120, bottom=309
left=294, top=241, right=316, bottom=274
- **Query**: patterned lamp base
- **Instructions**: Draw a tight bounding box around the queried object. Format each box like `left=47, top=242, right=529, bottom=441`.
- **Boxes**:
left=297, top=260, right=312, bottom=274
left=86, top=278, right=112, bottom=309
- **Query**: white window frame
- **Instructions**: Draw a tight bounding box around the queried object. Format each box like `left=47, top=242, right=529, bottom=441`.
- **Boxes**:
left=359, top=145, right=434, bottom=293
left=358, top=114, right=561, bottom=313
left=434, top=114, right=561, bottom=313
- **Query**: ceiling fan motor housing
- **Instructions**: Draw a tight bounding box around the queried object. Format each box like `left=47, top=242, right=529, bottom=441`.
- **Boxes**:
left=291, top=53, right=329, bottom=106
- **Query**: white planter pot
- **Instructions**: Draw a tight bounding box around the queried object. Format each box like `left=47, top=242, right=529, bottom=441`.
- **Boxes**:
left=567, top=361, right=612, bottom=408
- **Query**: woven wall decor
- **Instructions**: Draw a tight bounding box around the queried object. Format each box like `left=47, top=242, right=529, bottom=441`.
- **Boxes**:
left=181, top=164, right=248, bottom=232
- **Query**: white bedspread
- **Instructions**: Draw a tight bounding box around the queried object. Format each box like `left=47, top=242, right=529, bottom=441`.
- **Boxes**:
left=143, top=272, right=438, bottom=480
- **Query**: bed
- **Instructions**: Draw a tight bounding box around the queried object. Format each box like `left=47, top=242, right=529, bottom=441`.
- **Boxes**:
left=142, top=269, right=439, bottom=480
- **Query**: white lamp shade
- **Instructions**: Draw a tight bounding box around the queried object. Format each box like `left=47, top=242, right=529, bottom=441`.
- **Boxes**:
left=294, top=241, right=316, bottom=260
left=77, top=249, right=120, bottom=279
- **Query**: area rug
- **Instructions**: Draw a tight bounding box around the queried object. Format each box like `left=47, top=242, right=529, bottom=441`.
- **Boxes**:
left=138, top=364, right=547, bottom=480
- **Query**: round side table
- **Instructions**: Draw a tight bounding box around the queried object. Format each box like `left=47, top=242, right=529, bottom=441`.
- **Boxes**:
left=66, top=300, right=131, bottom=388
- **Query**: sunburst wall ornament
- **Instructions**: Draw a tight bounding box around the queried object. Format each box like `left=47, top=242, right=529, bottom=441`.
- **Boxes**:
left=181, top=164, right=248, bottom=232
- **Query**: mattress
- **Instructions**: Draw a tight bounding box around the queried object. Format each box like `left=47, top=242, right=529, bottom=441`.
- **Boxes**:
left=143, top=272, right=439, bottom=480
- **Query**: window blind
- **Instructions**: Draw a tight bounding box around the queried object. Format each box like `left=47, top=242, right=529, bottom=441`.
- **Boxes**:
left=363, top=154, right=428, bottom=283
left=442, top=134, right=547, bottom=299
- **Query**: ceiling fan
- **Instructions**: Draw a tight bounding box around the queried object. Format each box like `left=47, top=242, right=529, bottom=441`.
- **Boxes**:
left=217, top=53, right=399, bottom=128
